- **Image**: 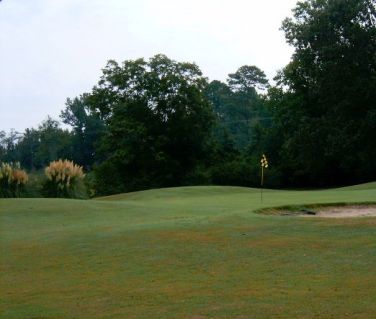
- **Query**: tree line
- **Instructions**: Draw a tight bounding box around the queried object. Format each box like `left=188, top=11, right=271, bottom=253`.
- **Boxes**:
left=1, top=0, right=375, bottom=195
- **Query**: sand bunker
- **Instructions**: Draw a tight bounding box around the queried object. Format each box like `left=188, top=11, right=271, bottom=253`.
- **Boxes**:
left=299, top=205, right=376, bottom=218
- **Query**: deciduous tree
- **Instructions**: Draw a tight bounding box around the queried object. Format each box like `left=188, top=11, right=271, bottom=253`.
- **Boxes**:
left=85, top=54, right=214, bottom=193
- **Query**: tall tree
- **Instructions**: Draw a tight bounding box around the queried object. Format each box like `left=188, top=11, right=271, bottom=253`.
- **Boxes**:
left=16, top=128, right=40, bottom=170
left=205, top=65, right=270, bottom=150
left=35, top=117, right=73, bottom=167
left=85, top=54, right=214, bottom=194
left=271, top=0, right=376, bottom=186
left=228, top=65, right=269, bottom=92
left=61, top=96, right=105, bottom=169
left=0, top=129, right=22, bottom=163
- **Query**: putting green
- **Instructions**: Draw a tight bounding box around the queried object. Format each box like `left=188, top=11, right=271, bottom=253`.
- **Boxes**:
left=1, top=184, right=376, bottom=318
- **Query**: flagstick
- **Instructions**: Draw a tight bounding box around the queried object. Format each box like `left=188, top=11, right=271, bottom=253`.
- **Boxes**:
left=260, top=154, right=268, bottom=204
left=261, top=166, right=264, bottom=203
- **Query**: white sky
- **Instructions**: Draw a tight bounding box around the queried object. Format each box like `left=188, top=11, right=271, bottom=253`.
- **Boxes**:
left=0, top=0, right=297, bottom=132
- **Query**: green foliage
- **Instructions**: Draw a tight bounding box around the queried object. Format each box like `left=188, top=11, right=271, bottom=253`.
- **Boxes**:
left=61, top=96, right=105, bottom=169
left=263, top=0, right=376, bottom=186
left=21, top=171, right=44, bottom=198
left=228, top=65, right=269, bottom=92
left=8, top=117, right=75, bottom=171
left=182, top=164, right=212, bottom=185
left=36, top=118, right=74, bottom=168
left=87, top=54, right=215, bottom=194
left=82, top=171, right=98, bottom=198
left=0, top=130, right=22, bottom=163
left=205, top=65, right=271, bottom=150
left=210, top=157, right=255, bottom=186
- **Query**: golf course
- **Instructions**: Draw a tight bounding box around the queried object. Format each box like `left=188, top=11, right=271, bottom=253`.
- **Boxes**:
left=2, top=0, right=376, bottom=317
left=1, top=183, right=376, bottom=318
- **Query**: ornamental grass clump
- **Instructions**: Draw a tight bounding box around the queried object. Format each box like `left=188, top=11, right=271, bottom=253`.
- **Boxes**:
left=0, top=162, right=29, bottom=197
left=43, top=159, right=85, bottom=198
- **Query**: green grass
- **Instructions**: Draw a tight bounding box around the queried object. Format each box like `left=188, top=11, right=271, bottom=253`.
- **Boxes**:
left=1, top=184, right=376, bottom=318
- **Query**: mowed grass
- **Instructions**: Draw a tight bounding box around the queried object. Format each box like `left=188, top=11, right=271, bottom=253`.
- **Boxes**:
left=1, top=184, right=376, bottom=318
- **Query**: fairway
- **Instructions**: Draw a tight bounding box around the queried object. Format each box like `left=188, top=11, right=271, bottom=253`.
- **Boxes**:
left=1, top=185, right=376, bottom=318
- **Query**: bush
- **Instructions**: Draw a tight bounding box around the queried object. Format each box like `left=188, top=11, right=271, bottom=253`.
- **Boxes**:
left=22, top=171, right=44, bottom=198
left=42, top=159, right=87, bottom=198
left=210, top=158, right=256, bottom=187
left=0, top=162, right=29, bottom=198
left=82, top=171, right=98, bottom=198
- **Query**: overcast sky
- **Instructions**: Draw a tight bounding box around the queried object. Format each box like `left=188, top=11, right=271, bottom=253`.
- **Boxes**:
left=0, top=0, right=297, bottom=132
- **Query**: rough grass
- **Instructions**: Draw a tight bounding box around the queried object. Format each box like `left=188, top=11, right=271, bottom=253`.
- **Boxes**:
left=1, top=184, right=376, bottom=318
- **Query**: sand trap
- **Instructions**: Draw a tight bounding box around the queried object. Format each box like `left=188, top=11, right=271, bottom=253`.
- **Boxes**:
left=300, top=205, right=376, bottom=218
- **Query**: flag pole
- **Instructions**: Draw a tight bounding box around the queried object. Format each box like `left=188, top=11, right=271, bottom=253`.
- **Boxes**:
left=260, top=154, right=268, bottom=204
left=261, top=165, right=263, bottom=203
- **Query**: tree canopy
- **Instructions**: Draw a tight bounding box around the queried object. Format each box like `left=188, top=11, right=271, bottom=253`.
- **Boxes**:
left=87, top=54, right=215, bottom=193
left=268, top=0, right=376, bottom=186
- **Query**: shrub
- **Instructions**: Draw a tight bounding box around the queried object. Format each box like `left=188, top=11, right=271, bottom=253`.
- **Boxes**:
left=21, top=171, right=45, bottom=198
left=0, top=162, right=29, bottom=197
left=42, top=159, right=86, bottom=198
left=82, top=171, right=98, bottom=198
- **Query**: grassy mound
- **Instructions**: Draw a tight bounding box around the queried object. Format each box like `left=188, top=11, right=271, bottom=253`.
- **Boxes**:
left=1, top=184, right=376, bottom=318
left=337, top=181, right=376, bottom=190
